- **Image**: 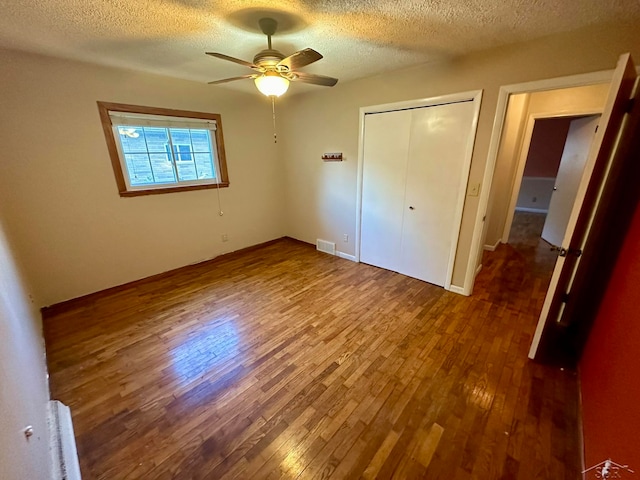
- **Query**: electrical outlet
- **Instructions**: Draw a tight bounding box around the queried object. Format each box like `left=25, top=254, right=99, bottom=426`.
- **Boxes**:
left=343, top=234, right=349, bottom=243
left=221, top=234, right=228, bottom=242
left=532, top=196, right=537, bottom=203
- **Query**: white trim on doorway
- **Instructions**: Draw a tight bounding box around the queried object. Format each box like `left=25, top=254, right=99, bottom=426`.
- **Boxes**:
left=483, top=238, right=501, bottom=251
left=463, top=68, right=616, bottom=297
left=448, top=285, right=466, bottom=295
left=355, top=90, right=483, bottom=293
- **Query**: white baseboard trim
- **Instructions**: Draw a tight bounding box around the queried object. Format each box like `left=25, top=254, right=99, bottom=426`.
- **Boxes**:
left=448, top=285, right=467, bottom=296
left=336, top=251, right=357, bottom=262
left=475, top=263, right=483, bottom=277
left=515, top=207, right=549, bottom=214
left=483, top=239, right=501, bottom=251
left=49, top=400, right=81, bottom=480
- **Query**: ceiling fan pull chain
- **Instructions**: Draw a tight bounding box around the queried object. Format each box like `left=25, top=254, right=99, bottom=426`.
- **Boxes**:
left=272, top=96, right=278, bottom=143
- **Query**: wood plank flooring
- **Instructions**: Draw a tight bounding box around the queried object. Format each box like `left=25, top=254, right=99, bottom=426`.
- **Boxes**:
left=43, top=237, right=580, bottom=479
left=507, top=211, right=557, bottom=280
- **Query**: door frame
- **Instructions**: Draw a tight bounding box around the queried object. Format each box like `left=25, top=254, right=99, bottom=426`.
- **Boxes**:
left=355, top=90, right=483, bottom=292
left=466, top=69, right=617, bottom=297
left=501, top=110, right=603, bottom=243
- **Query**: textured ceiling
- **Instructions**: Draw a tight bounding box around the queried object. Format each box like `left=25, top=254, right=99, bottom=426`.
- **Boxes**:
left=1, top=0, right=640, bottom=95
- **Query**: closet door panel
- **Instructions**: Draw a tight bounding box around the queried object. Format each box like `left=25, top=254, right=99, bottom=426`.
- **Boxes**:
left=360, top=110, right=411, bottom=271
left=399, top=101, right=476, bottom=286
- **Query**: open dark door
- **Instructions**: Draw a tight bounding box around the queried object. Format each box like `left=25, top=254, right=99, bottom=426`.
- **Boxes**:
left=529, top=53, right=639, bottom=362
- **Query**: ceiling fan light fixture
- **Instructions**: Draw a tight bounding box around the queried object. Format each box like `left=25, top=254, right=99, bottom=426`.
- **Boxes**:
left=254, top=72, right=290, bottom=97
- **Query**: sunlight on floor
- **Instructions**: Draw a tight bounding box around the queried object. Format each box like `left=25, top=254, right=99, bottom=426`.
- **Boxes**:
left=170, top=320, right=241, bottom=382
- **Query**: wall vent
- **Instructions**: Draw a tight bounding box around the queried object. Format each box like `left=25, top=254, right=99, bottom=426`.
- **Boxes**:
left=316, top=239, right=336, bottom=255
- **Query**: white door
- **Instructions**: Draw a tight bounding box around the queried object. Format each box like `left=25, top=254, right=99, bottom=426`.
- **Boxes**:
left=360, top=99, right=477, bottom=287
left=541, top=115, right=600, bottom=247
left=360, top=110, right=412, bottom=272
left=529, top=53, right=638, bottom=359
left=399, top=102, right=477, bottom=285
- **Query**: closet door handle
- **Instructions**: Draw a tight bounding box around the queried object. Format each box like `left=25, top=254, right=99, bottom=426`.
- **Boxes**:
left=409, top=206, right=415, bottom=210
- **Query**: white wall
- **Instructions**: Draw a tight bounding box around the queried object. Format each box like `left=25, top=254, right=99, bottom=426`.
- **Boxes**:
left=483, top=93, right=530, bottom=249
left=0, top=48, right=285, bottom=306
left=0, top=217, right=52, bottom=480
left=516, top=177, right=556, bottom=212
left=280, top=20, right=639, bottom=288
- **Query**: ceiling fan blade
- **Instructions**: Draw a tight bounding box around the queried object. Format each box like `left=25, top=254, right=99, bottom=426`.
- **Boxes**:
left=208, top=75, right=256, bottom=85
left=291, top=72, right=338, bottom=87
left=206, top=52, right=257, bottom=69
left=278, top=48, right=323, bottom=71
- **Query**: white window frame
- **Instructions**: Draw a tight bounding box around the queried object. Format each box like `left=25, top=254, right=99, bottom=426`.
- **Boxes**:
left=97, top=102, right=229, bottom=197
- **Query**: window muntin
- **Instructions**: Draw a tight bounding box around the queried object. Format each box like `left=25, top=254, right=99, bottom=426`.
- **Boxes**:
left=98, top=103, right=229, bottom=196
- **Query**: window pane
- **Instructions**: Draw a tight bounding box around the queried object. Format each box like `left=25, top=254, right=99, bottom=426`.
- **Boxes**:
left=124, top=153, right=154, bottom=185
left=190, top=130, right=212, bottom=153
left=176, top=160, right=198, bottom=181
left=194, top=153, right=216, bottom=179
left=118, top=127, right=146, bottom=153
left=169, top=128, right=191, bottom=146
left=149, top=153, right=177, bottom=183
left=143, top=127, right=170, bottom=153
left=175, top=144, right=193, bottom=162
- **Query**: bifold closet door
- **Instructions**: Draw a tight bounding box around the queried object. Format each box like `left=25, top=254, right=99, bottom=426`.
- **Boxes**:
left=360, top=109, right=412, bottom=272
left=399, top=101, right=476, bottom=286
left=360, top=100, right=475, bottom=287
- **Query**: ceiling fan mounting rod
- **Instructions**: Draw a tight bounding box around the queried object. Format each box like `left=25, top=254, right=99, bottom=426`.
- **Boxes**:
left=258, top=17, right=278, bottom=51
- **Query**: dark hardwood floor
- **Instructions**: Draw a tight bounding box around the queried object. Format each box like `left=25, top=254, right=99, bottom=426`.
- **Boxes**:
left=507, top=211, right=557, bottom=280
left=43, top=236, right=580, bottom=479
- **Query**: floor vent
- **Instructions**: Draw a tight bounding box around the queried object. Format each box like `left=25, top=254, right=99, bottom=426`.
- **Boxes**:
left=316, top=239, right=336, bottom=255
left=49, top=400, right=82, bottom=480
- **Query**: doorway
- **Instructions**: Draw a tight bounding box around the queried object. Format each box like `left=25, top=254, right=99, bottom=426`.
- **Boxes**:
left=477, top=54, right=638, bottom=363
left=506, top=114, right=601, bottom=280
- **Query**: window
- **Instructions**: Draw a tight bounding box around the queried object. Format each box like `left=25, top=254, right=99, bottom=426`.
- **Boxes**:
left=97, top=102, right=229, bottom=196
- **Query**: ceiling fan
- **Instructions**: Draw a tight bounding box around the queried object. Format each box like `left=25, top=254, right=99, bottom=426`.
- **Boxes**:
left=206, top=17, right=338, bottom=97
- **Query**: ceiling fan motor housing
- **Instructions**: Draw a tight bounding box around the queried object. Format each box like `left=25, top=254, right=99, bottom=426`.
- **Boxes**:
left=253, top=49, right=286, bottom=70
